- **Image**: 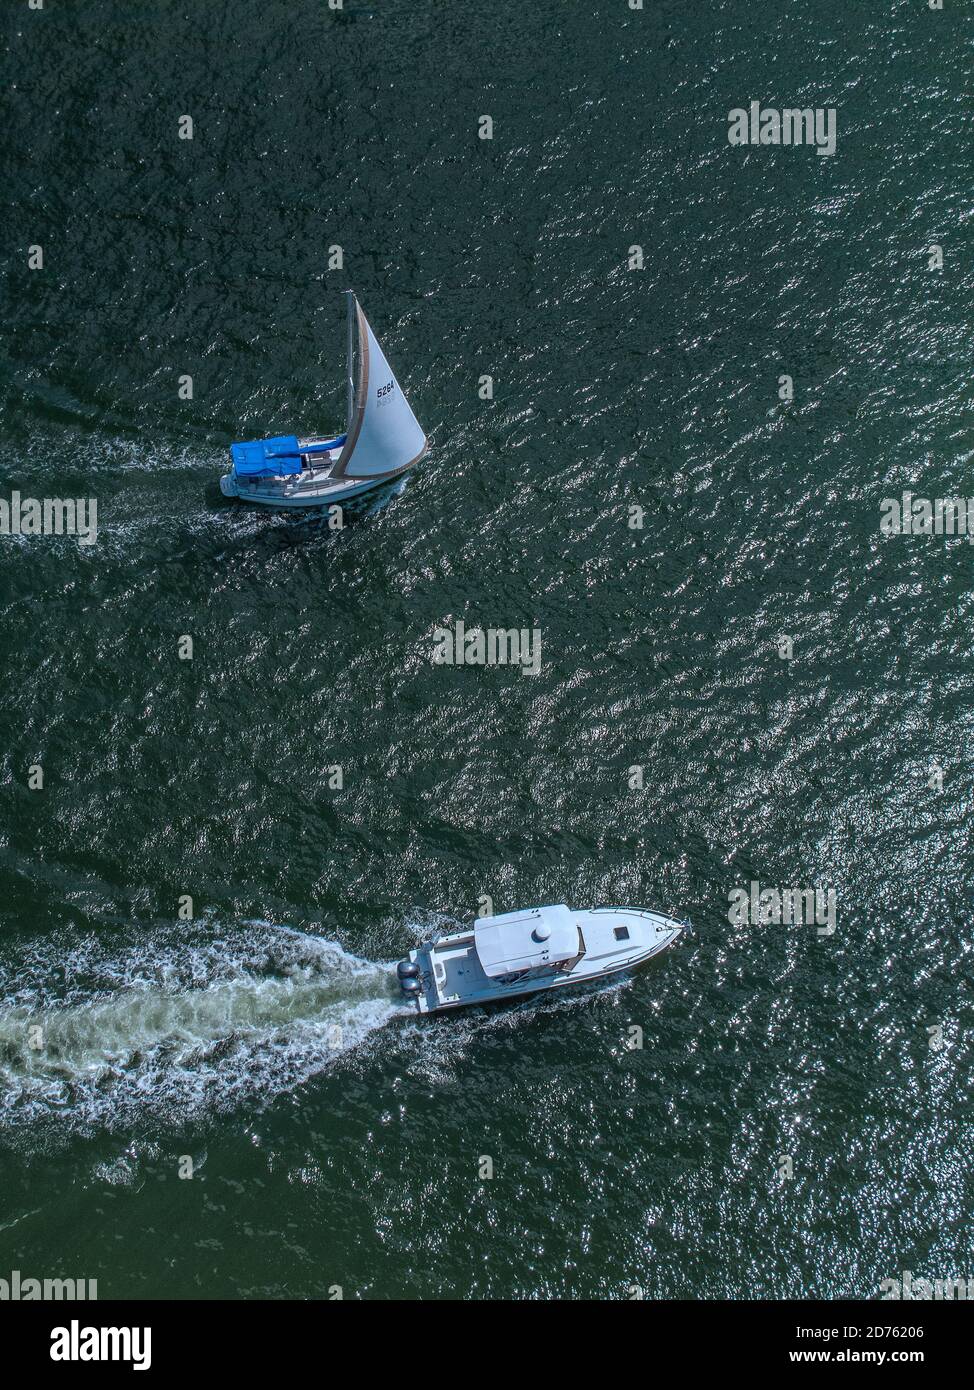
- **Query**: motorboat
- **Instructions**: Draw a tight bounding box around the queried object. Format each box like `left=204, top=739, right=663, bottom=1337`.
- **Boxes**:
left=397, top=904, right=684, bottom=1015
left=220, top=290, right=427, bottom=509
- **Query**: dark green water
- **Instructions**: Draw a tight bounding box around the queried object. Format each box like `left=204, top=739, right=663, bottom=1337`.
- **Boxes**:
left=1, top=0, right=972, bottom=1299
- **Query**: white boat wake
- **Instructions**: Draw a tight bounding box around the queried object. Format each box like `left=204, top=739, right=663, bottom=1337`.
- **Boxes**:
left=0, top=921, right=409, bottom=1139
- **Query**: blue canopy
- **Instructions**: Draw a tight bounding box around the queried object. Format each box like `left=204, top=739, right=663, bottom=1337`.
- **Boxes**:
left=231, top=435, right=303, bottom=477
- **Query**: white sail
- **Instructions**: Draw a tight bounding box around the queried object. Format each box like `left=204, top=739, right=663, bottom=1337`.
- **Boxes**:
left=336, top=297, right=427, bottom=479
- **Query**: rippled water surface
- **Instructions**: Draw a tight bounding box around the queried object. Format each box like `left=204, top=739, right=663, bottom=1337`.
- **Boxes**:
left=0, top=0, right=972, bottom=1298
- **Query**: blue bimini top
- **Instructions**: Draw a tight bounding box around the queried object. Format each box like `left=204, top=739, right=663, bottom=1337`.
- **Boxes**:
left=230, top=435, right=303, bottom=477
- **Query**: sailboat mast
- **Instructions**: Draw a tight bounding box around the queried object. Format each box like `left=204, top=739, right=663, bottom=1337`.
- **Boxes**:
left=345, top=290, right=355, bottom=432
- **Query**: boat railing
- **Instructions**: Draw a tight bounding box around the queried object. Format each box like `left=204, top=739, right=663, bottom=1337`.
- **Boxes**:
left=237, top=471, right=336, bottom=496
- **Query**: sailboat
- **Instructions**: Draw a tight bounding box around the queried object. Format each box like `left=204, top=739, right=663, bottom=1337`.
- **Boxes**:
left=220, top=291, right=428, bottom=509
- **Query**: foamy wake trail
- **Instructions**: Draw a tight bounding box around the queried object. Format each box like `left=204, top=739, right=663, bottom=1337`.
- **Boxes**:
left=0, top=921, right=409, bottom=1135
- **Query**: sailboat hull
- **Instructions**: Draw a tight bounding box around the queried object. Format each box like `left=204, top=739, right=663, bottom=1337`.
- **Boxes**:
left=220, top=458, right=419, bottom=509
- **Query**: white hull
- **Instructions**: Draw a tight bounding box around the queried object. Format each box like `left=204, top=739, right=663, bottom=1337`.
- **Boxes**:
left=220, top=457, right=415, bottom=510
left=399, top=907, right=684, bottom=1016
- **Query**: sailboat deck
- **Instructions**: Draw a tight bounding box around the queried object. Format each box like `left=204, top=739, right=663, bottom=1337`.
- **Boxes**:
left=232, top=451, right=345, bottom=499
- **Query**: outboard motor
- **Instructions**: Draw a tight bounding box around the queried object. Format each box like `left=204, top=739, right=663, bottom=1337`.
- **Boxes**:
left=397, top=958, right=420, bottom=994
